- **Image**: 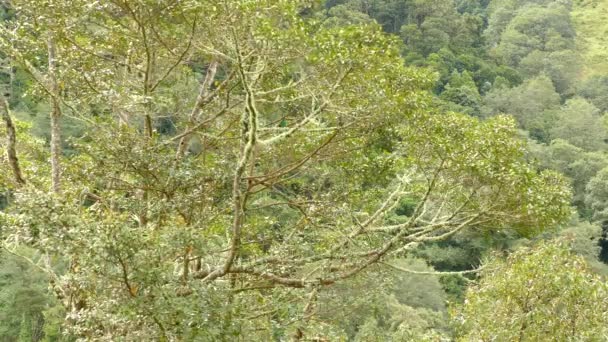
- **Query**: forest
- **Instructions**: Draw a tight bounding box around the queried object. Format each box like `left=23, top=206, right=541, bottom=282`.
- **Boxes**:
left=0, top=0, right=608, bottom=340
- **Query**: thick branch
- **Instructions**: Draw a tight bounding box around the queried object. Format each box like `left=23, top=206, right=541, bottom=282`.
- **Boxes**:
left=203, top=41, right=259, bottom=282
left=382, top=262, right=484, bottom=276
left=117, top=255, right=137, bottom=297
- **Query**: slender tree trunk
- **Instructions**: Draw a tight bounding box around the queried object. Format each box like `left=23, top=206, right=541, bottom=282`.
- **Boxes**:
left=50, top=106, right=61, bottom=192
left=118, top=43, right=134, bottom=127
left=1, top=97, right=25, bottom=185
left=175, top=60, right=218, bottom=160
left=47, top=35, right=62, bottom=194
left=144, top=113, right=153, bottom=137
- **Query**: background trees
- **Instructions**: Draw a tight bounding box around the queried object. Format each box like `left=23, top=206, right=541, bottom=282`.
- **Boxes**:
left=1, top=0, right=607, bottom=340
left=0, top=250, right=66, bottom=342
left=549, top=97, right=607, bottom=151
left=455, top=241, right=608, bottom=341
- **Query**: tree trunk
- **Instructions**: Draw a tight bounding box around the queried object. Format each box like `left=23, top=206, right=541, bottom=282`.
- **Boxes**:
left=0, top=97, right=25, bottom=185
left=47, top=35, right=62, bottom=194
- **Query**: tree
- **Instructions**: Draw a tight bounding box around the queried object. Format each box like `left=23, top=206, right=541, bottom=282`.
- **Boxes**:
left=0, top=250, right=64, bottom=342
left=365, top=0, right=409, bottom=33
left=399, top=0, right=482, bottom=57
left=316, top=258, right=450, bottom=340
left=455, top=0, right=489, bottom=15
left=482, top=74, right=560, bottom=142
left=491, top=3, right=574, bottom=66
left=401, top=22, right=450, bottom=56
left=323, top=4, right=375, bottom=28
left=519, top=49, right=581, bottom=95
left=455, top=241, right=608, bottom=341
left=550, top=97, right=607, bottom=151
left=559, top=220, right=608, bottom=276
left=484, top=0, right=519, bottom=44
left=0, top=4, right=64, bottom=193
left=585, top=167, right=608, bottom=222
left=0, top=0, right=571, bottom=339
left=578, top=75, right=608, bottom=113
left=0, top=96, right=25, bottom=186
left=409, top=0, right=456, bottom=27
left=531, top=139, right=608, bottom=215
left=440, top=70, right=482, bottom=116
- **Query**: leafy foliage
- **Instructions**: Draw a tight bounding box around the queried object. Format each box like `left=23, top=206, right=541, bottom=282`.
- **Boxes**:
left=0, top=0, right=606, bottom=339
left=455, top=241, right=608, bottom=341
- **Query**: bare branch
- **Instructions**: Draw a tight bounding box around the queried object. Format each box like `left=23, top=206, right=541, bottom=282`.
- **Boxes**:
left=150, top=15, right=197, bottom=92
left=382, top=262, right=484, bottom=276
left=258, top=67, right=352, bottom=146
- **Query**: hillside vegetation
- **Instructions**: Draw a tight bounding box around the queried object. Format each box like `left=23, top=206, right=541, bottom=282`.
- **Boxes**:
left=1, top=0, right=608, bottom=340
left=573, top=0, right=608, bottom=77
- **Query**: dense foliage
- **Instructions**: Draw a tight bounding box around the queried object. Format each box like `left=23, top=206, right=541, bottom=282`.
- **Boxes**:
left=0, top=0, right=606, bottom=340
left=456, top=241, right=608, bottom=340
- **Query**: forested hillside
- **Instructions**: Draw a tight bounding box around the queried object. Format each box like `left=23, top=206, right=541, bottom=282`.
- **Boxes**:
left=0, top=0, right=607, bottom=340
left=573, top=0, right=608, bottom=77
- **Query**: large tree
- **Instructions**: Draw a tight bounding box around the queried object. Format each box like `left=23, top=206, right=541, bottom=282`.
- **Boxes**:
left=550, top=97, right=607, bottom=151
left=0, top=0, right=570, bottom=339
left=455, top=241, right=608, bottom=341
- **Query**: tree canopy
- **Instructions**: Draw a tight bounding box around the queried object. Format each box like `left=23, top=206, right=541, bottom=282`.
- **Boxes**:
left=455, top=241, right=608, bottom=341
left=0, top=0, right=606, bottom=340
